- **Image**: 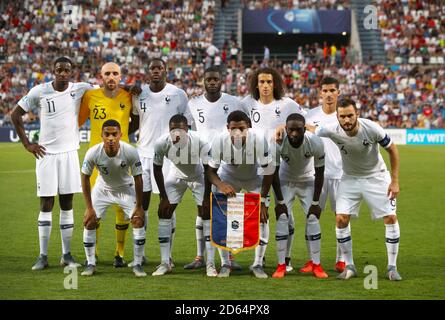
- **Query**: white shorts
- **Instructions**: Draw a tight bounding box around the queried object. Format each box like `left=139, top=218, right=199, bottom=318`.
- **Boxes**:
left=36, top=150, right=82, bottom=197
left=166, top=174, right=204, bottom=206
left=281, top=180, right=314, bottom=216
left=92, top=186, right=135, bottom=220
left=319, top=178, right=340, bottom=213
left=140, top=156, right=171, bottom=193
left=336, top=172, right=397, bottom=220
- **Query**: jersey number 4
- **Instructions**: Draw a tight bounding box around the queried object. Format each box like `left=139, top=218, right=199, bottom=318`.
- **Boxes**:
left=93, top=107, right=107, bottom=120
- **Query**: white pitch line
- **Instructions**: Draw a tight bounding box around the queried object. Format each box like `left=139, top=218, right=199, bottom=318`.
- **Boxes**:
left=0, top=169, right=34, bottom=174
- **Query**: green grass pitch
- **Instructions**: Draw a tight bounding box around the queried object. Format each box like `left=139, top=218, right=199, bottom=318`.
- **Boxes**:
left=0, top=143, right=444, bottom=300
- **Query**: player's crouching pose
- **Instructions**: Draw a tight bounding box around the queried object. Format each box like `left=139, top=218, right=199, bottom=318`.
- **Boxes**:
left=80, top=120, right=146, bottom=277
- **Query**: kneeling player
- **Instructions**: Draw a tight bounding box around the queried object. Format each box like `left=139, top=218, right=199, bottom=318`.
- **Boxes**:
left=80, top=120, right=146, bottom=277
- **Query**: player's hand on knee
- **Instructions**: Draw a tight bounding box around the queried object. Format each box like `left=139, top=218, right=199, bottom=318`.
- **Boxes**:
left=260, top=203, right=269, bottom=223
left=83, top=208, right=98, bottom=229
left=274, top=203, right=288, bottom=219
left=25, top=143, right=46, bottom=159
left=387, top=181, right=400, bottom=200
left=158, top=197, right=171, bottom=218
left=218, top=182, right=236, bottom=197
left=308, top=204, right=321, bottom=219
left=131, top=207, right=145, bottom=228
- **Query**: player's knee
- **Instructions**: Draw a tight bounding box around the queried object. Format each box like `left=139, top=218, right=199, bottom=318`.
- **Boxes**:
left=59, top=194, right=73, bottom=210
left=85, top=220, right=97, bottom=230
left=131, top=217, right=144, bottom=229
left=336, top=214, right=349, bottom=228
left=384, top=215, right=398, bottom=224
left=40, top=197, right=55, bottom=212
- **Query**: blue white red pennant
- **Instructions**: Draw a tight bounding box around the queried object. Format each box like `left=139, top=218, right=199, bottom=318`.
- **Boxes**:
left=210, top=192, right=260, bottom=254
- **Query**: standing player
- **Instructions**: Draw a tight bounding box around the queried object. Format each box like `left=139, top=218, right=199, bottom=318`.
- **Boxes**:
left=186, top=66, right=250, bottom=270
left=207, top=111, right=285, bottom=278
left=305, top=77, right=345, bottom=273
left=272, top=113, right=327, bottom=279
left=132, top=58, right=193, bottom=268
left=152, top=115, right=217, bottom=277
left=242, top=67, right=305, bottom=272
left=313, top=98, right=402, bottom=281
left=80, top=120, right=146, bottom=277
left=79, top=62, right=136, bottom=267
left=11, top=56, right=92, bottom=270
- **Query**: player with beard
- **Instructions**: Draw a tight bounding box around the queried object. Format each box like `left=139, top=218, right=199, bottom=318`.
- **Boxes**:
left=311, top=98, right=402, bottom=281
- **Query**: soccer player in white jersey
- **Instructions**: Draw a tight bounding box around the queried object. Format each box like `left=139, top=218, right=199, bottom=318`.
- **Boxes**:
left=11, top=57, right=93, bottom=270
left=314, top=98, right=402, bottom=281
left=272, top=113, right=328, bottom=279
left=242, top=67, right=305, bottom=272
left=132, top=58, right=193, bottom=268
left=152, top=114, right=217, bottom=277
left=186, top=66, right=250, bottom=271
left=305, top=77, right=346, bottom=273
left=80, top=120, right=146, bottom=277
left=206, top=111, right=286, bottom=278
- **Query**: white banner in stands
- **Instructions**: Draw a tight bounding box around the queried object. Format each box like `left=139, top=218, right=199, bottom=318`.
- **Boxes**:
left=385, top=129, right=406, bottom=145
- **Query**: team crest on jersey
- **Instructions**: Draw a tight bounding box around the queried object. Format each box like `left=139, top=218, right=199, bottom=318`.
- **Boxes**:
left=275, top=107, right=281, bottom=117
left=165, top=95, right=171, bottom=104
left=120, top=161, right=127, bottom=168
left=363, top=139, right=371, bottom=147
left=223, top=104, right=229, bottom=114
left=304, top=152, right=311, bottom=158
left=120, top=103, right=125, bottom=110
left=70, top=91, right=75, bottom=99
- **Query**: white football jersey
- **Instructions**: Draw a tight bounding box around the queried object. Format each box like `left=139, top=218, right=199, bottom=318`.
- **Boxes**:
left=315, top=118, right=392, bottom=178
left=242, top=96, right=305, bottom=142
left=306, top=106, right=343, bottom=179
left=153, top=131, right=210, bottom=180
left=132, top=83, right=193, bottom=158
left=18, top=82, right=93, bottom=154
left=189, top=93, right=250, bottom=145
left=209, top=129, right=274, bottom=180
left=82, top=141, right=142, bottom=191
left=276, top=131, right=325, bottom=182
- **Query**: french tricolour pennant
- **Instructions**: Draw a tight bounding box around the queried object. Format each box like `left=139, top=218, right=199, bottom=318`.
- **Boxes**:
left=210, top=192, right=260, bottom=254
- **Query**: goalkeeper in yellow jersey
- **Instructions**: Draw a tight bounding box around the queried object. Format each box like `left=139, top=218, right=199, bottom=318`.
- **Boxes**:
left=79, top=62, right=141, bottom=267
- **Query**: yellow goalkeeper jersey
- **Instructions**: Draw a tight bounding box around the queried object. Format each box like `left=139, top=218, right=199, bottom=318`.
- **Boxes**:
left=79, top=88, right=132, bottom=147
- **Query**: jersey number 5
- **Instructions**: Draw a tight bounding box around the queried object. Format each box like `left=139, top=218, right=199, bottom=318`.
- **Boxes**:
left=198, top=111, right=205, bottom=123
left=93, top=107, right=107, bottom=120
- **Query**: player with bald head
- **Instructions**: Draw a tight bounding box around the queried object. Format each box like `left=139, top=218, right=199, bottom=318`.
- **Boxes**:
left=79, top=61, right=139, bottom=268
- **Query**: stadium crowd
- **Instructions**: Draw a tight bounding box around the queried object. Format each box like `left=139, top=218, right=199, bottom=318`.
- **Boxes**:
left=0, top=0, right=443, bottom=129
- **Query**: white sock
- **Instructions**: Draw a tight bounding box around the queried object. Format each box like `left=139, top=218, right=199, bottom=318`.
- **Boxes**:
left=286, top=211, right=295, bottom=258
left=203, top=219, right=215, bottom=264
left=336, top=224, right=353, bottom=266
left=83, top=228, right=96, bottom=265
left=336, top=221, right=348, bottom=263
left=218, top=248, right=230, bottom=267
left=133, top=227, right=146, bottom=266
left=158, top=219, right=171, bottom=265
left=275, top=214, right=289, bottom=265
left=385, top=222, right=400, bottom=267
left=170, top=211, right=176, bottom=261
left=60, top=209, right=74, bottom=255
left=306, top=214, right=321, bottom=264
left=254, top=221, right=269, bottom=267
left=38, top=211, right=52, bottom=256
left=195, top=216, right=205, bottom=258
left=144, top=210, right=149, bottom=231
